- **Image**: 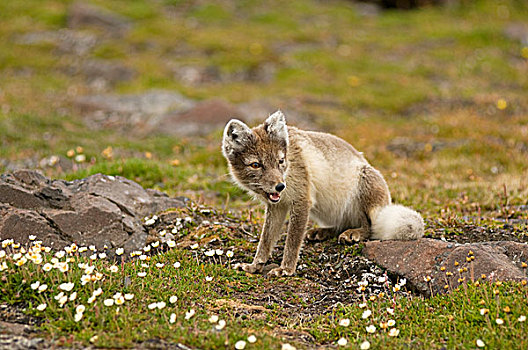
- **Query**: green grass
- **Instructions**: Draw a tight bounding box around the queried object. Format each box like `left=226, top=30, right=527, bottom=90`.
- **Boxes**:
left=0, top=241, right=276, bottom=348
left=1, top=238, right=527, bottom=349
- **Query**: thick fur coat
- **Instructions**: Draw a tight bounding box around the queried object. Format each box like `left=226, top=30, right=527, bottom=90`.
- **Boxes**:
left=222, top=111, right=424, bottom=276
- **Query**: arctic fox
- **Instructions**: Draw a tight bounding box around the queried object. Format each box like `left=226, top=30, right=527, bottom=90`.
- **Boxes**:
left=222, top=110, right=424, bottom=277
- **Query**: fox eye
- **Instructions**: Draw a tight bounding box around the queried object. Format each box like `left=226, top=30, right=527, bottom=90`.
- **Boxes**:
left=249, top=162, right=261, bottom=169
left=278, top=158, right=285, bottom=165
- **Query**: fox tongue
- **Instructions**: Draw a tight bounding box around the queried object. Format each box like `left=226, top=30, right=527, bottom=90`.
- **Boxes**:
left=269, top=193, right=280, bottom=201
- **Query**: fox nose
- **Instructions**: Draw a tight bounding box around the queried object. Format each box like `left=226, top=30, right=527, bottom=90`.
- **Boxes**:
left=275, top=183, right=286, bottom=192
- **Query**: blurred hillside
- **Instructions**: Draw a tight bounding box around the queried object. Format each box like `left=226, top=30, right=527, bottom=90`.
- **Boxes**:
left=0, top=0, right=527, bottom=216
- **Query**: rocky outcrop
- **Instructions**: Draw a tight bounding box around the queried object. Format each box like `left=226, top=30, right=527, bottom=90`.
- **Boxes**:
left=74, top=91, right=246, bottom=137
left=157, top=98, right=243, bottom=136
left=66, top=59, right=136, bottom=87
left=0, top=170, right=186, bottom=254
left=363, top=238, right=528, bottom=296
left=73, top=89, right=195, bottom=133
left=67, top=1, right=131, bottom=36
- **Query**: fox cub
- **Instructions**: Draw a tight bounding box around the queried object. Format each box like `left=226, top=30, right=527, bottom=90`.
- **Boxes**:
left=222, top=111, right=424, bottom=277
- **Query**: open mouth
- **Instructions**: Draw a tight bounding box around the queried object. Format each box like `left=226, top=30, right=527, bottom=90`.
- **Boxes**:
left=267, top=192, right=281, bottom=203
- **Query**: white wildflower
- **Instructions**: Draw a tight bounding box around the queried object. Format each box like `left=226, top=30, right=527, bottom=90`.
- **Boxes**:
left=205, top=250, right=215, bottom=257
left=247, top=335, right=257, bottom=343
left=339, top=318, right=350, bottom=327
left=215, top=319, right=226, bottom=330
left=76, top=305, right=86, bottom=314
left=74, top=312, right=83, bottom=322
left=185, top=309, right=196, bottom=320
left=388, top=328, right=400, bottom=337
left=337, top=337, right=347, bottom=346
left=360, top=340, right=371, bottom=350
left=235, top=340, right=247, bottom=349
left=59, top=282, right=75, bottom=292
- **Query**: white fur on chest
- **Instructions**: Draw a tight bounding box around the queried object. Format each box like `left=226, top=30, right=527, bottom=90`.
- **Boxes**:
left=296, top=136, right=367, bottom=230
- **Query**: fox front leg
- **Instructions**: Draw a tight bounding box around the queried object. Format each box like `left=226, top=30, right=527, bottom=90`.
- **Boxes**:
left=235, top=204, right=288, bottom=274
left=267, top=201, right=310, bottom=277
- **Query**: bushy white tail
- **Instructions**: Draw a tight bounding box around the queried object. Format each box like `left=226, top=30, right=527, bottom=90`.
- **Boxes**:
left=370, top=204, right=424, bottom=241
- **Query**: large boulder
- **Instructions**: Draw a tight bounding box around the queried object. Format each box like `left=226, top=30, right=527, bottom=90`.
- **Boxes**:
left=0, top=170, right=186, bottom=254
left=363, top=238, right=528, bottom=296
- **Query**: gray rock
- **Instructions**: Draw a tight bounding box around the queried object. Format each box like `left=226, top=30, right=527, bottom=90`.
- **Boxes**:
left=0, top=334, right=46, bottom=350
left=363, top=238, right=528, bottom=296
left=65, top=59, right=136, bottom=87
left=172, top=63, right=276, bottom=86
left=0, top=170, right=187, bottom=254
left=504, top=22, right=528, bottom=45
left=74, top=91, right=250, bottom=137
left=67, top=1, right=131, bottom=36
left=156, top=98, right=244, bottom=137
left=16, top=29, right=98, bottom=56
left=351, top=2, right=381, bottom=17
left=74, top=89, right=195, bottom=134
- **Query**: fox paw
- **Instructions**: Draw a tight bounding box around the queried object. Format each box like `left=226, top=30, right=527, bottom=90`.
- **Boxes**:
left=233, top=262, right=264, bottom=274
left=338, top=228, right=366, bottom=245
left=306, top=228, right=335, bottom=242
left=267, top=266, right=295, bottom=277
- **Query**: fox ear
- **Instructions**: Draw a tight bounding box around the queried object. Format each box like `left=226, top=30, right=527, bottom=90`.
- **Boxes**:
left=264, top=110, right=288, bottom=146
left=222, top=119, right=252, bottom=157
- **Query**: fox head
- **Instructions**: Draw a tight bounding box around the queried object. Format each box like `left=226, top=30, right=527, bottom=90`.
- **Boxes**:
left=222, top=110, right=289, bottom=204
